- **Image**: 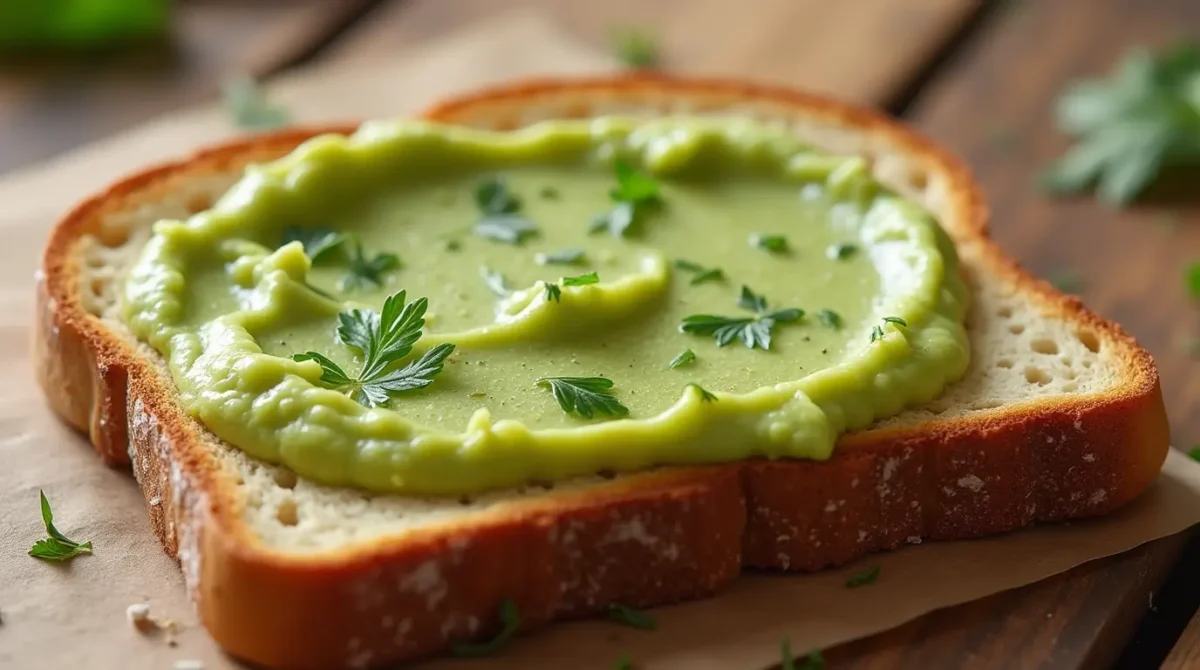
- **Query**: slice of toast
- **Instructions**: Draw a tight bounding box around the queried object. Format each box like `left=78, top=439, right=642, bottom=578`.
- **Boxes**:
left=35, top=76, right=1168, bottom=669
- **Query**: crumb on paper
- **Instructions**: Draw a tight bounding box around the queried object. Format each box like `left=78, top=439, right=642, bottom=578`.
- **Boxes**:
left=149, top=496, right=162, bottom=506
left=127, top=602, right=184, bottom=644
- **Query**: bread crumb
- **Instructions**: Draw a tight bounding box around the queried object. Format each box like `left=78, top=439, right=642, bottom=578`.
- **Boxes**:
left=127, top=603, right=153, bottom=632
left=126, top=603, right=184, bottom=644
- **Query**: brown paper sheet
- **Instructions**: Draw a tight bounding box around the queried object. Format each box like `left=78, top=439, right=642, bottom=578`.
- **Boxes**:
left=1, top=12, right=1198, bottom=670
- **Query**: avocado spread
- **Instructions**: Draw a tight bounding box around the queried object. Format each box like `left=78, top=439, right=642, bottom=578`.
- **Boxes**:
left=123, top=118, right=970, bottom=496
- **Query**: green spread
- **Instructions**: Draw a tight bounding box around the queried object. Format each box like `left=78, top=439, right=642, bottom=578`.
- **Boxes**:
left=122, top=117, right=970, bottom=496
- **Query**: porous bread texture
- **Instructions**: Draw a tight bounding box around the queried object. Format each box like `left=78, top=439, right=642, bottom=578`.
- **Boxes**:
left=77, top=109, right=1114, bottom=552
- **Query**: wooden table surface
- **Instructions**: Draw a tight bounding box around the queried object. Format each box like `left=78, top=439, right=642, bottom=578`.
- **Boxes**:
left=4, top=0, right=1199, bottom=667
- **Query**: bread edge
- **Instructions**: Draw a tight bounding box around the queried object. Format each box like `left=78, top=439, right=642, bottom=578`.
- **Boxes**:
left=34, top=76, right=1169, bottom=669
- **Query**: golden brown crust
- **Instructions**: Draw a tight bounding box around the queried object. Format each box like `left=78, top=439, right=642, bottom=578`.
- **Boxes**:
left=34, top=76, right=1168, bottom=669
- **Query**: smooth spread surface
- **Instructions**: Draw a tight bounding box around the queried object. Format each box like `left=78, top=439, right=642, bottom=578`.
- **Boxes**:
left=122, top=118, right=970, bottom=495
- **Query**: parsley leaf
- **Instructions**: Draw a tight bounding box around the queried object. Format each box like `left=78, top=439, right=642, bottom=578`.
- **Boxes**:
left=781, top=640, right=826, bottom=670
left=281, top=226, right=347, bottom=262
left=870, top=316, right=908, bottom=343
left=474, top=176, right=539, bottom=245
left=1041, top=43, right=1200, bottom=205
left=475, top=215, right=539, bottom=245
left=817, top=309, right=843, bottom=329
left=451, top=598, right=521, bottom=657
left=846, top=565, right=881, bottom=588
left=535, top=248, right=586, bottom=265
left=607, top=603, right=657, bottom=630
left=292, top=290, right=455, bottom=407
left=610, top=25, right=659, bottom=68
left=750, top=233, right=788, bottom=253
left=340, top=239, right=399, bottom=292
left=480, top=267, right=511, bottom=297
left=474, top=176, right=521, bottom=214
left=668, top=349, right=696, bottom=369
left=688, top=383, right=718, bottom=402
left=674, top=259, right=724, bottom=285
left=544, top=282, right=562, bottom=303
left=562, top=272, right=599, bottom=287
left=826, top=242, right=858, bottom=260
left=681, top=286, right=804, bottom=350
left=29, top=491, right=92, bottom=563
left=539, top=185, right=560, bottom=199
left=1187, top=261, right=1200, bottom=300
left=536, top=376, right=630, bottom=419
left=614, top=656, right=635, bottom=670
left=221, top=75, right=289, bottom=130
left=737, top=285, right=768, bottom=313
left=1189, top=446, right=1200, bottom=461
left=592, top=160, right=660, bottom=238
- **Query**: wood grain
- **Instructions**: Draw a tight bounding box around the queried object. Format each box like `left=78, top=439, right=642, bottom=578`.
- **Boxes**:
left=326, top=0, right=978, bottom=107
left=0, top=0, right=376, bottom=175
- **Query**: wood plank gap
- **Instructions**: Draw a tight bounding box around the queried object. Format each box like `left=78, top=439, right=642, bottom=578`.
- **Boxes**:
left=884, top=0, right=1010, bottom=117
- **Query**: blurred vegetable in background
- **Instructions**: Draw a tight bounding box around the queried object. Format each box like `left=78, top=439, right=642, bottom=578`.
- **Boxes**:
left=0, top=0, right=169, bottom=50
left=1041, top=41, right=1200, bottom=206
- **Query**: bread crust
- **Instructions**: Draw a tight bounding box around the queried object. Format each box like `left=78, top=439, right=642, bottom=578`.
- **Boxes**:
left=35, top=76, right=1168, bottom=669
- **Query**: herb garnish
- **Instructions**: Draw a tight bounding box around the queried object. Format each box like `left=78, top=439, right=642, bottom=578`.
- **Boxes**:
left=474, top=176, right=538, bottom=245
left=817, top=309, right=843, bottom=329
left=292, top=291, right=455, bottom=408
left=846, top=565, right=881, bottom=588
left=536, top=376, right=630, bottom=419
left=610, top=25, right=658, bottom=68
left=607, top=603, right=657, bottom=630
left=750, top=234, right=788, bottom=253
left=544, top=282, right=562, bottom=302
left=222, top=75, right=289, bottom=130
left=535, top=248, right=586, bottom=265
left=689, top=383, right=718, bottom=402
left=539, top=185, right=560, bottom=200
left=591, top=160, right=660, bottom=238
left=869, top=316, right=908, bottom=343
left=826, top=242, right=858, bottom=260
left=1187, top=262, right=1200, bottom=300
left=451, top=598, right=520, bottom=657
left=29, top=491, right=93, bottom=563
left=781, top=639, right=826, bottom=670
left=669, top=349, right=696, bottom=369
left=1041, top=43, right=1200, bottom=205
left=562, top=272, right=599, bottom=287
left=614, top=656, right=635, bottom=670
left=279, top=228, right=398, bottom=293
left=1189, top=446, right=1200, bottom=461
left=679, top=286, right=804, bottom=350
left=674, top=259, right=724, bottom=285
left=480, top=267, right=511, bottom=297
left=282, top=225, right=346, bottom=262
left=341, top=240, right=400, bottom=291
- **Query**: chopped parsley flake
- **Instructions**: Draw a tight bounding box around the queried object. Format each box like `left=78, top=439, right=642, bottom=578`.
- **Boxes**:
left=680, top=286, right=804, bottom=350
left=28, top=491, right=93, bottom=563
left=845, top=565, right=881, bottom=588
left=537, top=376, right=630, bottom=419
left=607, top=603, right=657, bottom=630
left=473, top=176, right=538, bottom=245
left=750, top=233, right=788, bottom=253
left=826, top=242, right=858, bottom=260
left=535, top=248, right=586, bottom=265
left=817, top=309, right=843, bottom=329
left=451, top=598, right=521, bottom=657
left=689, top=383, right=718, bottom=402
left=292, top=290, right=454, bottom=408
left=591, top=160, right=660, bottom=238
left=480, top=267, right=511, bottom=296
left=674, top=259, right=724, bottom=285
left=562, top=272, right=600, bottom=287
left=668, top=349, right=696, bottom=369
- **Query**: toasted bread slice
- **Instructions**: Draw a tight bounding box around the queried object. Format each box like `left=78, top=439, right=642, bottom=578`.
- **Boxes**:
left=35, top=76, right=1168, bottom=669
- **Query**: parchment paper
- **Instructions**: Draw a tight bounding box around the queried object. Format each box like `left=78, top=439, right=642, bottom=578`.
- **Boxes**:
left=1, top=12, right=1199, bottom=670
